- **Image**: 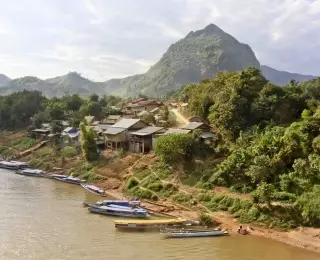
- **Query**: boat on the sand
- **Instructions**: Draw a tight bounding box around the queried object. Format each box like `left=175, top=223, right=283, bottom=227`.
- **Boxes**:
left=80, top=183, right=105, bottom=196
left=83, top=200, right=140, bottom=208
left=53, top=176, right=85, bottom=185
left=114, top=218, right=189, bottom=230
left=15, top=168, right=47, bottom=177
left=160, top=228, right=228, bottom=238
left=88, top=206, right=148, bottom=218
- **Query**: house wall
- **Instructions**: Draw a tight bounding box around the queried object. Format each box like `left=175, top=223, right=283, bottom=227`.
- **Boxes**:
left=129, top=135, right=152, bottom=153
left=104, top=131, right=127, bottom=142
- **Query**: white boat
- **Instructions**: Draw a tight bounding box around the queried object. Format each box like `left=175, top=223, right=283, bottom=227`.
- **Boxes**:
left=81, top=183, right=105, bottom=196
left=53, top=175, right=85, bottom=185
left=0, top=160, right=29, bottom=170
left=15, top=168, right=47, bottom=177
left=161, top=229, right=228, bottom=238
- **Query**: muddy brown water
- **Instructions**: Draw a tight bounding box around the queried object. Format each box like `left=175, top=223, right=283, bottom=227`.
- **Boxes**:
left=0, top=169, right=319, bottom=260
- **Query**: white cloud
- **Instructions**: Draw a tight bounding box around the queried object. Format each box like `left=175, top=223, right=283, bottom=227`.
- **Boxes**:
left=0, top=0, right=319, bottom=80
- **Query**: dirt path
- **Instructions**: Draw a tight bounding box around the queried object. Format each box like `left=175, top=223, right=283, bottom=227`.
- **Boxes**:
left=171, top=108, right=188, bottom=126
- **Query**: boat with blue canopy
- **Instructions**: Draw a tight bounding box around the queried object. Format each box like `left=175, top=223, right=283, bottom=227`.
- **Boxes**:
left=83, top=200, right=140, bottom=208
left=88, top=205, right=148, bottom=218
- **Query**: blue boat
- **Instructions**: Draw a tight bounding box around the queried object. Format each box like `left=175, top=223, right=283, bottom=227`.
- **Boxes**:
left=87, top=206, right=148, bottom=218
left=83, top=200, right=140, bottom=208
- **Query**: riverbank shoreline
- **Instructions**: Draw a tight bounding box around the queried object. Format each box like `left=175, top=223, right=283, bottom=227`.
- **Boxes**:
left=103, top=189, right=320, bottom=254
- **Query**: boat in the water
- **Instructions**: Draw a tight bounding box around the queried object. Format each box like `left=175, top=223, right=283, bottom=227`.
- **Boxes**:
left=88, top=206, right=148, bottom=218
left=160, top=228, right=228, bottom=238
left=80, top=183, right=105, bottom=196
left=15, top=168, right=47, bottom=177
left=53, top=176, right=86, bottom=185
left=83, top=200, right=140, bottom=208
left=0, top=160, right=29, bottom=170
left=114, top=218, right=188, bottom=230
left=48, top=173, right=68, bottom=179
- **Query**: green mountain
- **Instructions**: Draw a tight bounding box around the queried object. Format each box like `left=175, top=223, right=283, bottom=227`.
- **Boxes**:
left=0, top=72, right=105, bottom=97
left=0, top=74, right=11, bottom=85
left=261, top=65, right=317, bottom=86
left=105, top=24, right=261, bottom=97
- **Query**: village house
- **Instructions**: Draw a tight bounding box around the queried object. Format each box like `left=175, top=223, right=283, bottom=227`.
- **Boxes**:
left=181, top=122, right=216, bottom=143
left=129, top=126, right=165, bottom=153
left=124, top=100, right=162, bottom=116
left=101, top=115, right=122, bottom=125
left=61, top=127, right=80, bottom=146
left=103, top=118, right=149, bottom=150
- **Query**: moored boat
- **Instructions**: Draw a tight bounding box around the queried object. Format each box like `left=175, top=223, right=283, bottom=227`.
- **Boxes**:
left=160, top=228, right=228, bottom=238
left=88, top=206, right=148, bottom=218
left=53, top=176, right=86, bottom=185
left=83, top=200, right=140, bottom=208
left=0, top=160, right=29, bottom=170
left=80, top=183, right=105, bottom=196
left=114, top=218, right=188, bottom=230
left=15, top=168, right=47, bottom=177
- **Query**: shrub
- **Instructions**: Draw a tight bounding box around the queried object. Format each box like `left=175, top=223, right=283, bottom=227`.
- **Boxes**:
left=146, top=182, right=164, bottom=192
left=160, top=183, right=178, bottom=197
left=128, top=186, right=153, bottom=199
left=195, top=181, right=213, bottom=190
left=61, top=146, right=78, bottom=158
left=126, top=177, right=139, bottom=190
left=228, top=198, right=241, bottom=214
left=197, top=192, right=212, bottom=202
left=172, top=192, right=193, bottom=203
left=199, top=213, right=218, bottom=227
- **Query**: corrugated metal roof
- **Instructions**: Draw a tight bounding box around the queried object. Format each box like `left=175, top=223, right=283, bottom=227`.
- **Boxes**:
left=63, top=127, right=74, bottom=133
left=107, top=115, right=121, bottom=120
left=200, top=132, right=215, bottom=139
left=98, top=124, right=112, bottom=130
left=137, top=110, right=148, bottom=117
left=181, top=122, right=205, bottom=130
left=150, top=107, right=160, bottom=113
left=131, top=126, right=164, bottom=136
left=104, top=127, right=126, bottom=135
left=164, top=129, right=191, bottom=135
left=112, top=119, right=141, bottom=129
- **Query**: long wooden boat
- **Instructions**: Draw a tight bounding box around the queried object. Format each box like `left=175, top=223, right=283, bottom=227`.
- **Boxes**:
left=88, top=206, right=148, bottom=218
left=83, top=200, right=141, bottom=208
left=53, top=176, right=86, bottom=185
left=0, top=160, right=29, bottom=170
left=15, top=168, right=47, bottom=177
left=161, top=229, right=228, bottom=238
left=80, top=183, right=106, bottom=196
left=114, top=218, right=188, bottom=230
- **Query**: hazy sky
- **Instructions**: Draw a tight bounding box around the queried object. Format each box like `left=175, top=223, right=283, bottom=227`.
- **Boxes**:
left=0, top=0, right=319, bottom=81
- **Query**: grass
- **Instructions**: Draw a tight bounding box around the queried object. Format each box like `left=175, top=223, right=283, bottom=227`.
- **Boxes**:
left=11, top=137, right=36, bottom=151
left=0, top=146, right=14, bottom=156
left=61, top=146, right=78, bottom=158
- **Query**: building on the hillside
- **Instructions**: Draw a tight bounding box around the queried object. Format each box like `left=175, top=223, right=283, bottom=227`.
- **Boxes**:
left=181, top=122, right=211, bottom=132
left=150, top=107, right=160, bottom=115
left=163, top=128, right=191, bottom=135
left=31, top=128, right=51, bottom=139
left=129, top=126, right=165, bottom=153
left=62, top=127, right=80, bottom=146
left=102, top=115, right=122, bottom=125
left=124, top=100, right=162, bottom=116
left=103, top=119, right=149, bottom=150
left=188, top=116, right=203, bottom=123
left=41, top=123, right=51, bottom=130
left=61, top=121, right=70, bottom=127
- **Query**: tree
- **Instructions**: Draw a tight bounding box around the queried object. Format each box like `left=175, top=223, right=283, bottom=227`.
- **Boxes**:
left=154, top=134, right=198, bottom=164
left=51, top=120, right=64, bottom=134
left=79, top=101, right=102, bottom=119
left=89, top=94, right=99, bottom=102
left=251, top=182, right=275, bottom=206
left=80, top=122, right=99, bottom=161
left=141, top=112, right=156, bottom=125
left=64, top=94, right=84, bottom=111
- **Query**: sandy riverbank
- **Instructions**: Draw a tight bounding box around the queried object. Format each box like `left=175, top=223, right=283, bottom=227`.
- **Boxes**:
left=103, top=189, right=320, bottom=254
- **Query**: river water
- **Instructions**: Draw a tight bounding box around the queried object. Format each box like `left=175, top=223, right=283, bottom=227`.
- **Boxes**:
left=0, top=169, right=318, bottom=260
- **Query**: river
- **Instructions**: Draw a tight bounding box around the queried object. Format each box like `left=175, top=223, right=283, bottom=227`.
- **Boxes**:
left=0, top=169, right=318, bottom=260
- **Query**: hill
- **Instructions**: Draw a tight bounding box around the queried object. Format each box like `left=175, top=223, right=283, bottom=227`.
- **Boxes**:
left=104, top=24, right=261, bottom=97
left=0, top=72, right=106, bottom=97
left=261, top=65, right=317, bottom=86
left=0, top=74, right=11, bottom=85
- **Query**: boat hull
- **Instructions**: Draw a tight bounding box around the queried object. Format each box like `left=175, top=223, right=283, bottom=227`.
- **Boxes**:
left=15, top=171, right=46, bottom=177
left=88, top=207, right=148, bottom=218
left=83, top=200, right=140, bottom=207
left=80, top=184, right=106, bottom=196
left=53, top=177, right=84, bottom=185
left=161, top=230, right=228, bottom=238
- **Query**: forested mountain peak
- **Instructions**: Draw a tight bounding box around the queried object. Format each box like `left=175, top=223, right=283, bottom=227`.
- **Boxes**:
left=0, top=74, right=11, bottom=85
